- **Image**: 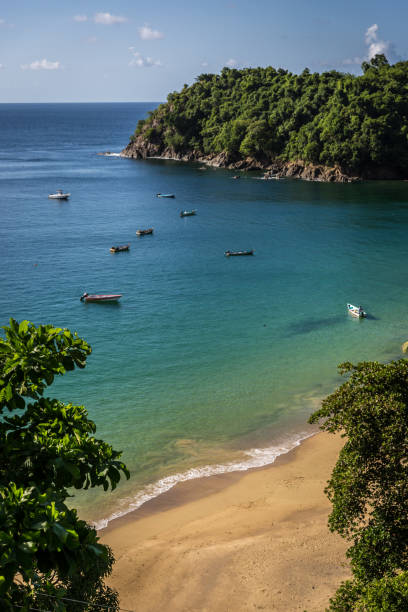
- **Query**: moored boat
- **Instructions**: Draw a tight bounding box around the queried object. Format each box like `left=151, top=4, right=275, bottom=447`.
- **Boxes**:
left=80, top=292, right=122, bottom=303
left=110, top=244, right=130, bottom=253
left=157, top=193, right=175, bottom=198
left=225, top=249, right=254, bottom=257
left=347, top=303, right=367, bottom=318
left=180, top=210, right=197, bottom=217
left=48, top=189, right=70, bottom=200
left=136, top=228, right=154, bottom=236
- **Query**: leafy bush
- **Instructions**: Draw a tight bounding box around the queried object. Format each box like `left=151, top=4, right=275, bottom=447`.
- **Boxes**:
left=0, top=319, right=129, bottom=610
left=310, top=360, right=408, bottom=609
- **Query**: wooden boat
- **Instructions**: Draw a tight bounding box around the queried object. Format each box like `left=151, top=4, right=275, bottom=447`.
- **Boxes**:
left=48, top=189, right=70, bottom=200
left=347, top=303, right=366, bottom=318
left=80, top=293, right=122, bottom=303
left=225, top=249, right=254, bottom=257
left=180, top=210, right=197, bottom=217
left=110, top=244, right=129, bottom=253
left=136, top=228, right=154, bottom=236
left=157, top=193, right=175, bottom=198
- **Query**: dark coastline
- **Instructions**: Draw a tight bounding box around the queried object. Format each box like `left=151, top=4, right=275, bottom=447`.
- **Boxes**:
left=120, top=140, right=406, bottom=183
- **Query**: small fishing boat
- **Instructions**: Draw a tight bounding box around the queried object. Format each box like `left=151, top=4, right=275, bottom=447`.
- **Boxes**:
left=225, top=249, right=254, bottom=257
left=80, top=292, right=122, bottom=303
left=233, top=175, right=240, bottom=180
left=110, top=244, right=130, bottom=253
left=180, top=210, right=197, bottom=217
left=136, top=228, right=154, bottom=236
left=347, top=303, right=367, bottom=318
left=157, top=193, right=175, bottom=198
left=48, top=189, right=70, bottom=200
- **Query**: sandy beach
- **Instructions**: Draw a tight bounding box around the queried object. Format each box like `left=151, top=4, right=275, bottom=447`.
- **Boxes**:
left=101, top=432, right=350, bottom=611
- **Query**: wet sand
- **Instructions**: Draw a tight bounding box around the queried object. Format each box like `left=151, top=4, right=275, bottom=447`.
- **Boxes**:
left=101, top=432, right=350, bottom=611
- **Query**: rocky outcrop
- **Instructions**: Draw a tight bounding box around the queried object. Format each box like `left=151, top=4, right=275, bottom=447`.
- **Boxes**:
left=264, top=160, right=359, bottom=183
left=121, top=138, right=359, bottom=182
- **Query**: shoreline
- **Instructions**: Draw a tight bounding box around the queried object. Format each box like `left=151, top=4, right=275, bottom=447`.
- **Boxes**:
left=101, top=431, right=350, bottom=611
left=94, top=427, right=318, bottom=530
left=119, top=146, right=359, bottom=182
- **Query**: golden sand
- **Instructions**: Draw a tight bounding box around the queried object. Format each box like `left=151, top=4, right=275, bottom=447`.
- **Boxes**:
left=101, top=432, right=350, bottom=611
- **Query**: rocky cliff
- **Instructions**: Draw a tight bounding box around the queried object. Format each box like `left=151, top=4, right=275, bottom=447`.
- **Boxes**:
left=121, top=137, right=359, bottom=183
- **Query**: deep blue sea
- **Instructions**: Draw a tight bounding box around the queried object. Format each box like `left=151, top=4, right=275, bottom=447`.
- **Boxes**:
left=2, top=103, right=408, bottom=527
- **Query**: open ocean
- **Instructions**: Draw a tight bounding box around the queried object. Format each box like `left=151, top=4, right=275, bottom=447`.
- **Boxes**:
left=2, top=102, right=408, bottom=527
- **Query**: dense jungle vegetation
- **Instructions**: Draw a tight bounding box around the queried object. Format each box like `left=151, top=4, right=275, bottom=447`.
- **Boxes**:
left=131, top=55, right=408, bottom=175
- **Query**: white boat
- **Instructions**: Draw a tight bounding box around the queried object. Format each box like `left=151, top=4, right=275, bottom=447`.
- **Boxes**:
left=180, top=210, right=197, bottom=217
left=48, top=189, right=70, bottom=200
left=347, top=303, right=366, bottom=318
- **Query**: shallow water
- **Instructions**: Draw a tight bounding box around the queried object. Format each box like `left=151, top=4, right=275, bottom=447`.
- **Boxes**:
left=1, top=103, right=408, bottom=526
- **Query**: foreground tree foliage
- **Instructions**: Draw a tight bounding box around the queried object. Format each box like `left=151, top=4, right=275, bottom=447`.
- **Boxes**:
left=131, top=55, right=408, bottom=176
left=309, top=360, right=408, bottom=610
left=0, top=318, right=129, bottom=610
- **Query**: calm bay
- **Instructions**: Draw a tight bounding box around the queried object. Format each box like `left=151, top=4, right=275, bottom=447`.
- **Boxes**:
left=1, top=102, right=408, bottom=526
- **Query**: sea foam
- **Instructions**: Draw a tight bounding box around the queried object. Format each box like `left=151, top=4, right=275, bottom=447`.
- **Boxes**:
left=94, top=430, right=315, bottom=530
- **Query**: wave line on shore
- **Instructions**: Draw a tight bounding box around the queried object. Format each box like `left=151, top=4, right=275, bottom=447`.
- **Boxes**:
left=94, top=430, right=315, bottom=530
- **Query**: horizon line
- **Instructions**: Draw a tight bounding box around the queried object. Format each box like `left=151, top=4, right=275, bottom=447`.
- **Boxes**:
left=0, top=100, right=163, bottom=105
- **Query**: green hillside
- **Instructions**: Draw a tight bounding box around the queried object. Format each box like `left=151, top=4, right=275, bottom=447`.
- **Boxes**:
left=127, top=55, right=408, bottom=178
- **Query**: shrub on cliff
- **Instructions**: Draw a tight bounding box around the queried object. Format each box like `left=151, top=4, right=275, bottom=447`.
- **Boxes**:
left=130, top=55, right=408, bottom=176
left=309, top=359, right=408, bottom=610
left=0, top=319, right=129, bottom=611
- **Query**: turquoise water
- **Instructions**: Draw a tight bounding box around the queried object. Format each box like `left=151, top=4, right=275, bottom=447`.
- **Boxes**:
left=1, top=103, right=408, bottom=526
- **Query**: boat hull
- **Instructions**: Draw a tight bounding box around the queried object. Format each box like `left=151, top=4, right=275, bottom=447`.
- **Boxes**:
left=225, top=250, right=254, bottom=257
left=180, top=210, right=196, bottom=217
left=48, top=194, right=70, bottom=200
left=136, top=228, right=153, bottom=235
left=83, top=294, right=122, bottom=303
left=110, top=245, right=129, bottom=253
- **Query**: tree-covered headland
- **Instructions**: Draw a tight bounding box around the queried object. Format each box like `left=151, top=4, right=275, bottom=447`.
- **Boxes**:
left=0, top=319, right=129, bottom=611
left=125, top=55, right=408, bottom=180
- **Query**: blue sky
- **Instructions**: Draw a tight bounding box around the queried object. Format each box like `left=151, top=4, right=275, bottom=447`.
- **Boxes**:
left=0, top=0, right=407, bottom=102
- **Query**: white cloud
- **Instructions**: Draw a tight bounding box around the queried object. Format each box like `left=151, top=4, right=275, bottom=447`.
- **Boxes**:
left=201, top=61, right=209, bottom=67
left=128, top=51, right=162, bottom=68
left=0, top=19, right=5, bottom=25
left=87, top=36, right=97, bottom=44
left=94, top=12, right=127, bottom=25
left=21, top=59, right=61, bottom=71
left=138, top=25, right=163, bottom=40
left=343, top=23, right=391, bottom=66
left=365, top=23, right=389, bottom=59
left=0, top=64, right=4, bottom=69
left=226, top=58, right=238, bottom=67
left=365, top=24, right=378, bottom=45
left=74, top=15, right=88, bottom=22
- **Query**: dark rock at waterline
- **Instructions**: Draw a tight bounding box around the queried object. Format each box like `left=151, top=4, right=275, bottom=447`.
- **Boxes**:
left=121, top=137, right=407, bottom=183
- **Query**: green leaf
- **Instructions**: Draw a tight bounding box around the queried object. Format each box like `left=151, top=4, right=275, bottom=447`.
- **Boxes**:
left=18, top=321, right=29, bottom=335
left=51, top=523, right=68, bottom=543
left=18, top=541, right=37, bottom=554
